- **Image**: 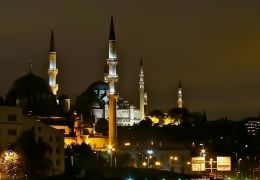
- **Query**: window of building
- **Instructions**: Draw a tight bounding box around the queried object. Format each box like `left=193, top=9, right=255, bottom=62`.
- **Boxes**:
left=38, top=126, right=41, bottom=132
left=8, top=114, right=17, bottom=121
left=56, top=159, right=60, bottom=166
left=56, top=148, right=60, bottom=154
left=49, top=148, right=53, bottom=154
left=38, top=136, right=42, bottom=142
left=49, top=136, right=53, bottom=141
left=8, top=129, right=17, bottom=136
left=56, top=136, right=60, bottom=142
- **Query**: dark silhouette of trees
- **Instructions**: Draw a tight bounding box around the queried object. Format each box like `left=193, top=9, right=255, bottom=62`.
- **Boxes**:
left=65, top=142, right=107, bottom=177
left=15, top=130, right=52, bottom=178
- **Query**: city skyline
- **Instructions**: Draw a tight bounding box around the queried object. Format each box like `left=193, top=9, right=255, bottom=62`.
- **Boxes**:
left=0, top=0, right=260, bottom=120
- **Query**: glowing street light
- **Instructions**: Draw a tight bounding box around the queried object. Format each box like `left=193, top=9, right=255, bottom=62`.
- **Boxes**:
left=145, top=155, right=152, bottom=168
left=155, top=161, right=161, bottom=166
left=173, top=156, right=178, bottom=161
left=147, top=149, right=153, bottom=155
left=169, top=155, right=178, bottom=172
left=200, top=148, right=206, bottom=157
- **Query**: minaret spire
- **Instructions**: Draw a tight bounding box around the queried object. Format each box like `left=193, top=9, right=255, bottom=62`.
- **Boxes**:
left=50, top=27, right=55, bottom=52
left=139, top=56, right=145, bottom=120
left=109, top=16, right=115, bottom=40
left=107, top=17, right=118, bottom=147
left=48, top=28, right=59, bottom=96
left=177, top=80, right=183, bottom=108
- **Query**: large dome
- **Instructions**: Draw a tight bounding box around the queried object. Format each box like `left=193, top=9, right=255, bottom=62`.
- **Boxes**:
left=6, top=72, right=61, bottom=116
left=75, top=81, right=109, bottom=119
left=7, top=73, right=53, bottom=97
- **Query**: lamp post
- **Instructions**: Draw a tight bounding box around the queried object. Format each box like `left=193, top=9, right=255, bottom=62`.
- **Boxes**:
left=146, top=149, right=153, bottom=168
left=209, top=158, right=213, bottom=174
left=200, top=148, right=206, bottom=157
left=146, top=155, right=152, bottom=168
left=169, top=156, right=178, bottom=172
left=107, top=145, right=115, bottom=167
left=238, top=158, right=242, bottom=175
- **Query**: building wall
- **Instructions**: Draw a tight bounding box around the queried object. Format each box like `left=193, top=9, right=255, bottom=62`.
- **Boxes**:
left=0, top=106, right=64, bottom=175
left=93, top=107, right=142, bottom=126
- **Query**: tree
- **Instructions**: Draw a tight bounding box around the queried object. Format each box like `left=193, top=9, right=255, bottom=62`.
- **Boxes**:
left=15, top=130, right=52, bottom=178
left=0, top=150, right=25, bottom=178
left=168, top=107, right=190, bottom=125
left=65, top=143, right=99, bottom=176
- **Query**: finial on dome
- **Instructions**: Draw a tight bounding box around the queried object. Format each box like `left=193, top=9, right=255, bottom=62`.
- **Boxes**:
left=29, top=60, right=33, bottom=73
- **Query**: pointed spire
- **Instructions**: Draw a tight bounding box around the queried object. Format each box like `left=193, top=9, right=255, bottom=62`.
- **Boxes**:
left=179, top=80, right=182, bottom=88
left=50, top=27, right=55, bottom=52
left=202, top=110, right=207, bottom=122
left=109, top=16, right=116, bottom=40
left=140, top=56, right=143, bottom=67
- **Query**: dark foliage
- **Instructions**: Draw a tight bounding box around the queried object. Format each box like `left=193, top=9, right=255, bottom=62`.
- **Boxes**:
left=15, top=130, right=52, bottom=178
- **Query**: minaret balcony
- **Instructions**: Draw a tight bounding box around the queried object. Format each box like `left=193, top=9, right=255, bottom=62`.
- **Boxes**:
left=107, top=59, right=118, bottom=64
left=107, top=74, right=118, bottom=79
left=48, top=69, right=58, bottom=76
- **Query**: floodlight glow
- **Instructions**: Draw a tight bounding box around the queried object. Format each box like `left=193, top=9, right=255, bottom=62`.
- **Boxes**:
left=147, top=149, right=153, bottom=155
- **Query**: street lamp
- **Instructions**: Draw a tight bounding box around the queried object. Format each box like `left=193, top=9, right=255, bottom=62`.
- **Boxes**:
left=238, top=158, right=242, bottom=174
left=147, top=149, right=153, bottom=155
left=146, top=156, right=152, bottom=168
left=209, top=158, right=213, bottom=174
left=155, top=161, right=161, bottom=169
left=200, top=148, right=206, bottom=157
left=169, top=155, right=178, bottom=172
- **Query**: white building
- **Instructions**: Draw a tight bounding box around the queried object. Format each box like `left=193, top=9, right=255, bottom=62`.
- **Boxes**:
left=245, top=120, right=260, bottom=136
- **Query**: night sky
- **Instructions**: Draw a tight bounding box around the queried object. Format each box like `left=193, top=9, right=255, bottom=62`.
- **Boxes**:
left=0, top=0, right=260, bottom=120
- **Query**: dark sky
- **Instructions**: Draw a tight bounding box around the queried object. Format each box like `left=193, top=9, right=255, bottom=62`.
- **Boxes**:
left=0, top=0, right=260, bottom=120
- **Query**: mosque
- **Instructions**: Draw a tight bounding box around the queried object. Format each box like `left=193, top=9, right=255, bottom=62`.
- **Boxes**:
left=0, top=17, right=151, bottom=151
left=1, top=17, right=184, bottom=151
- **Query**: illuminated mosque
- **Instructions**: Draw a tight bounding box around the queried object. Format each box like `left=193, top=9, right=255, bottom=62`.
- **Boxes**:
left=1, top=17, right=184, bottom=151
left=1, top=17, right=151, bottom=150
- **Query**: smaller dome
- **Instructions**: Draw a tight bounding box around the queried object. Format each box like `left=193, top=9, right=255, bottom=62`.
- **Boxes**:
left=88, top=81, right=109, bottom=91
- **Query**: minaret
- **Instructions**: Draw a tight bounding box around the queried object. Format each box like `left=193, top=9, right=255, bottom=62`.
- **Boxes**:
left=177, top=81, right=183, bottom=108
left=48, top=28, right=59, bottom=96
left=139, top=57, right=145, bottom=120
left=107, top=17, right=118, bottom=146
